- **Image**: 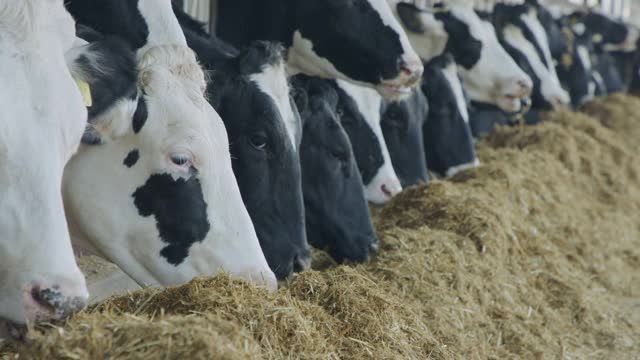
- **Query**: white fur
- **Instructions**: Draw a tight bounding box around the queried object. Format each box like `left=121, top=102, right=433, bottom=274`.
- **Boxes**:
left=64, top=14, right=276, bottom=291
left=441, top=61, right=470, bottom=123
left=336, top=80, right=402, bottom=205
left=0, top=0, right=88, bottom=328
left=250, top=61, right=300, bottom=150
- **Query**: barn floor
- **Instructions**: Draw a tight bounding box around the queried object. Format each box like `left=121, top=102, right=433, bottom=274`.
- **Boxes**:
left=2, top=94, right=640, bottom=359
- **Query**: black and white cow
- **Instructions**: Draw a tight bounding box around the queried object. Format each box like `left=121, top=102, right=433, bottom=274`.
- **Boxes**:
left=0, top=0, right=90, bottom=338
left=63, top=0, right=277, bottom=290
left=421, top=54, right=480, bottom=176
left=292, top=75, right=378, bottom=263
left=391, top=1, right=533, bottom=114
left=492, top=2, right=570, bottom=111
left=179, top=20, right=311, bottom=280
left=216, top=0, right=423, bottom=100
left=381, top=89, right=429, bottom=188
left=332, top=81, right=403, bottom=204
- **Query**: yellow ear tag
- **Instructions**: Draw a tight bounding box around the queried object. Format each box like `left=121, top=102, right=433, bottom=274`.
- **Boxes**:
left=75, top=78, right=93, bottom=107
left=561, top=53, right=573, bottom=68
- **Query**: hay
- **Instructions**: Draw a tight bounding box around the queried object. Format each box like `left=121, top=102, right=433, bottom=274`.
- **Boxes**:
left=3, top=95, right=640, bottom=359
left=19, top=314, right=260, bottom=360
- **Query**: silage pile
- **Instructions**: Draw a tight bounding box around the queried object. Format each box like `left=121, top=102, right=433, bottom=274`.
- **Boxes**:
left=2, top=95, right=640, bottom=359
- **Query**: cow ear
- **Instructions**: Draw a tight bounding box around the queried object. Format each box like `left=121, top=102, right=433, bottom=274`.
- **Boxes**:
left=396, top=3, right=426, bottom=34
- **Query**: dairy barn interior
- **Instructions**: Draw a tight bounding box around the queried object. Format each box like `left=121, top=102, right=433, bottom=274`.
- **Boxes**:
left=1, top=0, right=640, bottom=359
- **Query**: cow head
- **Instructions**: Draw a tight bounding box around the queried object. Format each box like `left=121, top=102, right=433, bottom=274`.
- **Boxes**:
left=206, top=41, right=310, bottom=280
left=392, top=1, right=533, bottom=114
left=381, top=88, right=429, bottom=188
left=556, top=17, right=599, bottom=107
left=287, top=0, right=423, bottom=100
left=493, top=3, right=570, bottom=110
left=293, top=75, right=378, bottom=263
left=333, top=80, right=403, bottom=204
left=421, top=54, right=479, bottom=177
left=0, top=1, right=89, bottom=338
left=63, top=44, right=276, bottom=291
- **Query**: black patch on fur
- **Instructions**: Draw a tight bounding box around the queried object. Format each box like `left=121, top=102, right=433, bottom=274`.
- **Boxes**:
left=73, top=24, right=138, bottom=122
left=216, top=0, right=407, bottom=84
left=132, top=96, right=148, bottom=134
left=123, top=149, right=140, bottom=168
left=132, top=174, right=210, bottom=266
left=435, top=12, right=483, bottom=69
left=66, top=0, right=150, bottom=50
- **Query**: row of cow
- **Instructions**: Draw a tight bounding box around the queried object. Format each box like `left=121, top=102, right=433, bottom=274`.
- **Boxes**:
left=1, top=0, right=637, bottom=340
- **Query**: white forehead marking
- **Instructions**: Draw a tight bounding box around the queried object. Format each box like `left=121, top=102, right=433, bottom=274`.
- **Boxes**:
left=441, top=61, right=469, bottom=123
left=576, top=45, right=592, bottom=73
left=250, top=62, right=299, bottom=150
left=520, top=8, right=555, bottom=73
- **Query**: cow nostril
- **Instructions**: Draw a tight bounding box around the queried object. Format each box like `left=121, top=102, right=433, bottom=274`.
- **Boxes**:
left=400, top=66, right=413, bottom=76
left=381, top=184, right=392, bottom=198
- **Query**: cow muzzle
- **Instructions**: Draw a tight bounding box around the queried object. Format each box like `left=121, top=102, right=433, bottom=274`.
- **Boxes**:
left=378, top=58, right=424, bottom=100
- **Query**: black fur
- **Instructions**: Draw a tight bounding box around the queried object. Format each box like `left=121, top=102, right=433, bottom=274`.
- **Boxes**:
left=381, top=89, right=429, bottom=187
left=132, top=173, right=210, bottom=266
left=292, top=75, right=378, bottom=263
left=216, top=0, right=407, bottom=84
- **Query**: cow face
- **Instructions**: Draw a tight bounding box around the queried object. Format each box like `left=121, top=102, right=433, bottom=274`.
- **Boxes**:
left=293, top=75, right=378, bottom=263
left=333, top=80, right=403, bottom=204
left=381, top=89, right=429, bottom=188
left=207, top=41, right=310, bottom=280
left=421, top=54, right=479, bottom=177
left=392, top=1, right=533, bottom=114
left=556, top=19, right=598, bottom=107
left=494, top=4, right=570, bottom=110
left=0, top=1, right=89, bottom=337
left=288, top=0, right=423, bottom=99
left=63, top=45, right=276, bottom=291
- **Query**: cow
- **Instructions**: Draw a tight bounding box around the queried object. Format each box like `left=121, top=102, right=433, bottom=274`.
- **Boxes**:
left=492, top=2, right=570, bottom=111
left=332, top=81, right=403, bottom=205
left=391, top=1, right=534, bottom=114
left=179, top=21, right=311, bottom=280
left=381, top=89, right=429, bottom=188
left=292, top=75, right=378, bottom=263
left=0, top=0, right=89, bottom=339
left=63, top=0, right=277, bottom=290
left=215, top=0, right=424, bottom=100
left=421, top=54, right=480, bottom=176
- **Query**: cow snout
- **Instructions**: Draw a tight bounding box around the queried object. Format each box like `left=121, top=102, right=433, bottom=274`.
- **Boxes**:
left=398, top=58, right=424, bottom=88
left=381, top=178, right=402, bottom=199
left=293, top=252, right=312, bottom=273
left=549, top=92, right=571, bottom=109
left=27, top=282, right=88, bottom=322
left=236, top=268, right=278, bottom=292
left=514, top=77, right=533, bottom=97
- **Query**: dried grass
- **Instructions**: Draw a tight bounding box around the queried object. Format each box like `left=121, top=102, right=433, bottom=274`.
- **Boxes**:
left=3, top=95, right=640, bottom=359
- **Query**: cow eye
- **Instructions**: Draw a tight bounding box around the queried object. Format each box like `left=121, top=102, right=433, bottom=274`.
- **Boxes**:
left=249, top=132, right=268, bottom=151
left=170, top=153, right=193, bottom=168
left=336, top=106, right=345, bottom=118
